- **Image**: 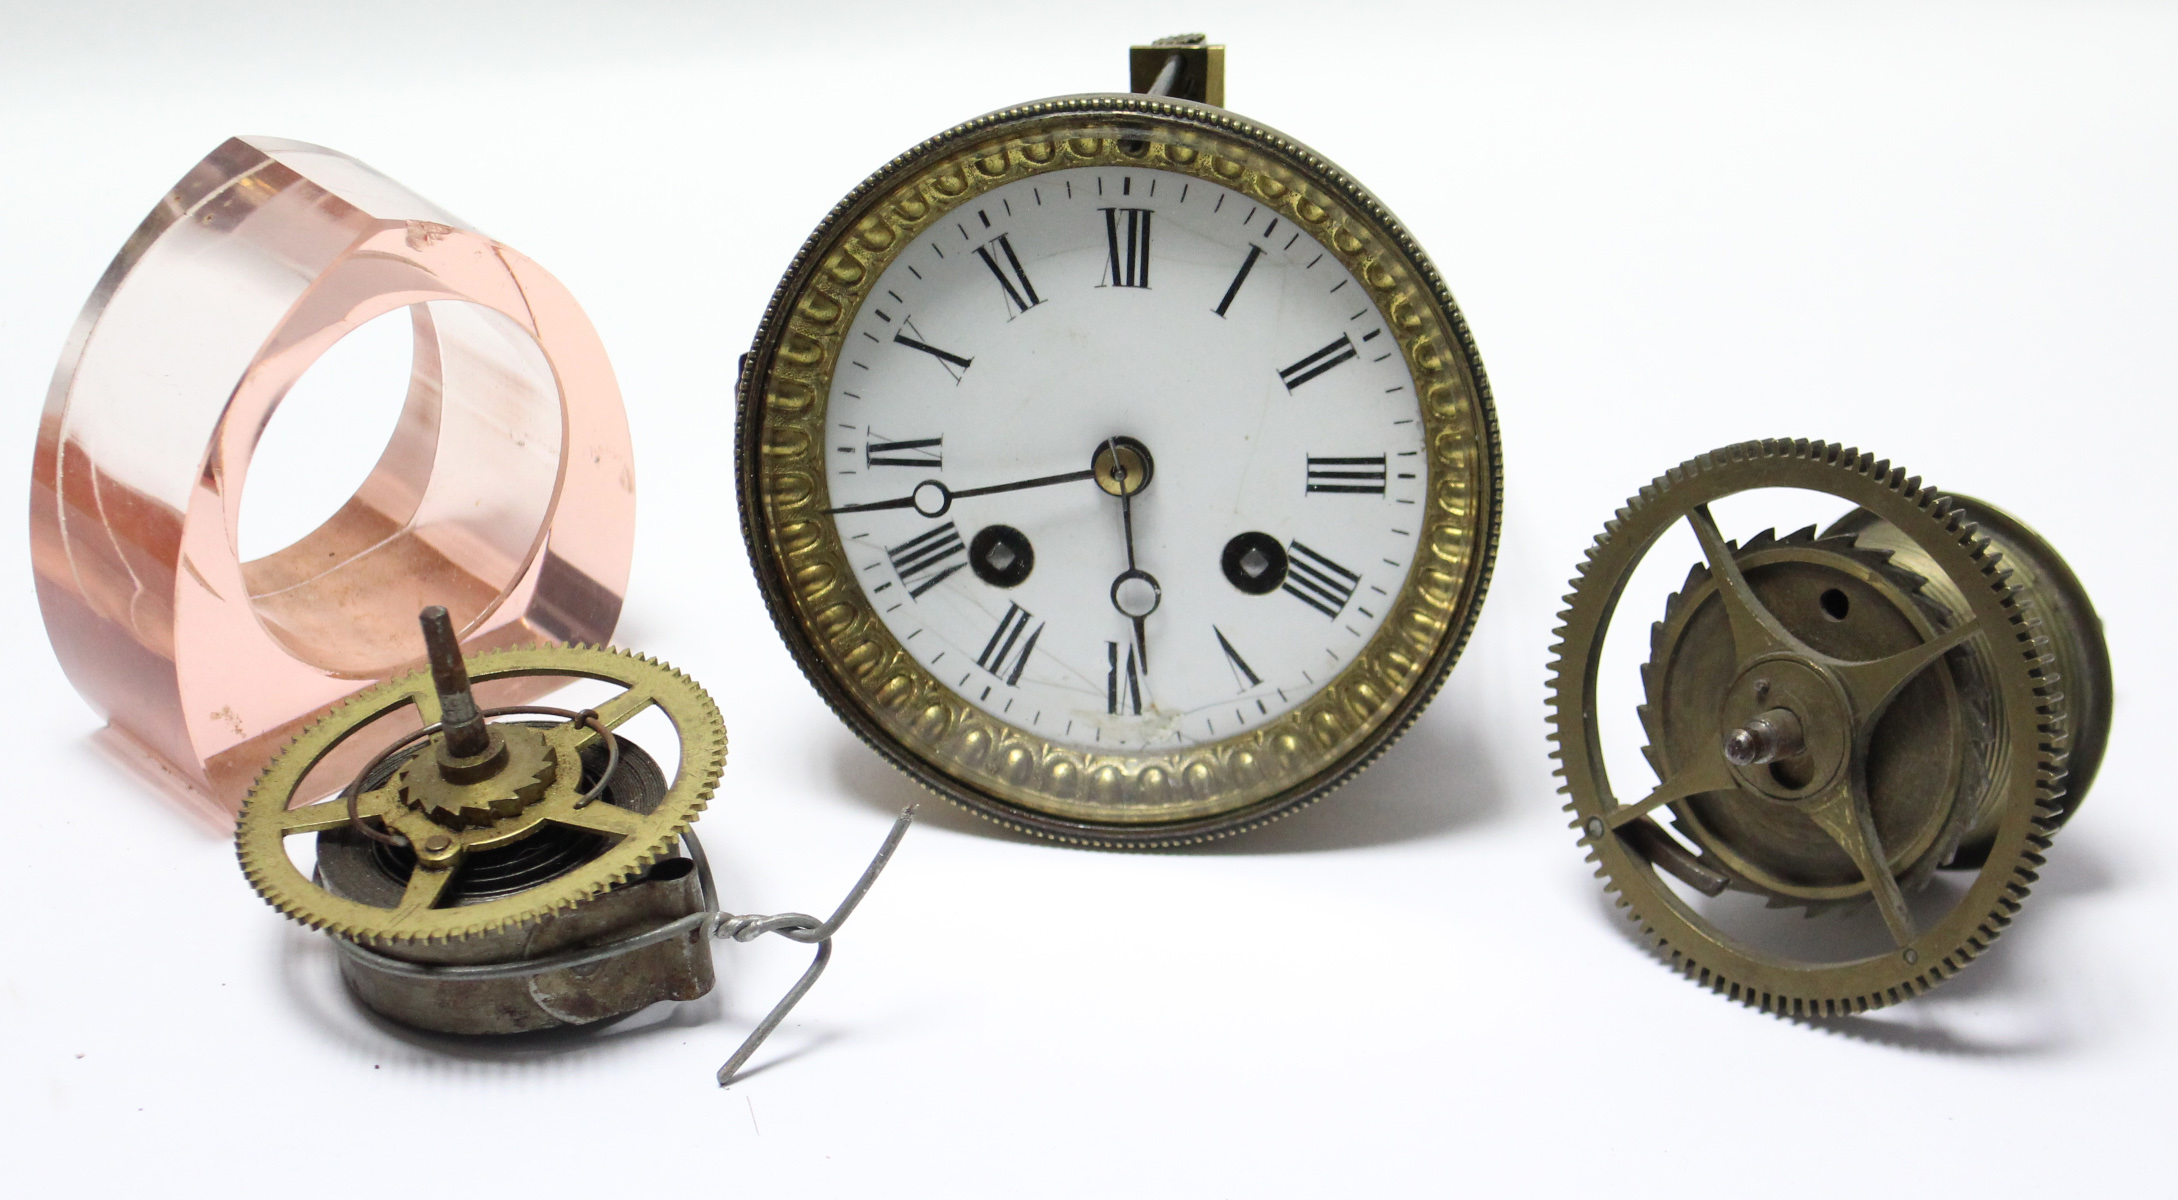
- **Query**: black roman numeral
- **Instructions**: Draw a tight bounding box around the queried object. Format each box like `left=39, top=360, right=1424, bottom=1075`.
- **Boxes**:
left=1283, top=540, right=1360, bottom=618
left=975, top=602, right=1044, bottom=686
left=1100, top=207, right=1152, bottom=288
left=1213, top=626, right=1262, bottom=690
left=1213, top=245, right=1264, bottom=318
left=974, top=233, right=1043, bottom=317
left=865, top=432, right=942, bottom=469
left=1107, top=640, right=1143, bottom=715
left=893, top=317, right=972, bottom=382
left=1306, top=455, right=1387, bottom=494
left=886, top=522, right=966, bottom=598
left=1278, top=335, right=1358, bottom=391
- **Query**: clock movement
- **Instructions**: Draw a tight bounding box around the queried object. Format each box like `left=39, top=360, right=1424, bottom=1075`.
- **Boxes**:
left=738, top=37, right=1502, bottom=845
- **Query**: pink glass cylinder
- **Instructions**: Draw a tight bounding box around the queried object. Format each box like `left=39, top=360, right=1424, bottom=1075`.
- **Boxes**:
left=31, top=136, right=635, bottom=819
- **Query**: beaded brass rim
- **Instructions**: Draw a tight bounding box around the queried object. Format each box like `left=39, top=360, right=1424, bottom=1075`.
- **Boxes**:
left=737, top=95, right=1501, bottom=846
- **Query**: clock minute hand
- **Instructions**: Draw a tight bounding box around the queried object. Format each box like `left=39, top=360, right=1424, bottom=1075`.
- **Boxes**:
left=825, top=467, right=1098, bottom=517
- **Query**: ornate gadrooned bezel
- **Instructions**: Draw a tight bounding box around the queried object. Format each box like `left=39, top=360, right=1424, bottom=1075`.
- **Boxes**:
left=1546, top=439, right=2070, bottom=1014
left=236, top=644, right=726, bottom=943
left=737, top=94, right=1501, bottom=847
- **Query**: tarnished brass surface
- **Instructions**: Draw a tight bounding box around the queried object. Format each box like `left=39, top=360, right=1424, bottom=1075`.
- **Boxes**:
left=1130, top=36, right=1225, bottom=105
left=1644, top=529, right=1992, bottom=908
left=395, top=721, right=559, bottom=828
left=738, top=96, right=1499, bottom=847
left=237, top=644, right=726, bottom=943
left=1548, top=439, right=2108, bottom=1014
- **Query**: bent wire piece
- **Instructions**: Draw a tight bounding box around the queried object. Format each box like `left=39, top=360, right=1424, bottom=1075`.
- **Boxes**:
left=693, top=807, right=918, bottom=1086
left=328, top=806, right=917, bottom=1082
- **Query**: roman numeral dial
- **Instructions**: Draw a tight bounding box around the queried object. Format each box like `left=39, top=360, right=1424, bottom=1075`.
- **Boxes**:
left=893, top=317, right=972, bottom=382
left=974, top=233, right=1043, bottom=317
left=866, top=433, right=943, bottom=469
left=1284, top=541, right=1361, bottom=618
left=1306, top=455, right=1386, bottom=494
left=818, top=165, right=1434, bottom=756
left=1214, top=245, right=1264, bottom=317
left=976, top=603, right=1044, bottom=686
left=1280, top=336, right=1358, bottom=391
left=1107, top=640, right=1143, bottom=715
left=1213, top=626, right=1262, bottom=690
left=886, top=523, right=966, bottom=598
left=1100, top=207, right=1152, bottom=288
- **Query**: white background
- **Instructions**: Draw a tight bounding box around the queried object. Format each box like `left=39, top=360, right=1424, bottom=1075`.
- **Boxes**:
left=1, top=2, right=2169, bottom=1195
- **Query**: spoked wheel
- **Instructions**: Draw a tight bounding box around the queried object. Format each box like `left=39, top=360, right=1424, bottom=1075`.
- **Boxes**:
left=1548, top=440, right=2109, bottom=1014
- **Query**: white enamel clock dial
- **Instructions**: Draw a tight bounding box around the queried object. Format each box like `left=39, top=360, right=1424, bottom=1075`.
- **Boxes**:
left=821, top=166, right=1426, bottom=752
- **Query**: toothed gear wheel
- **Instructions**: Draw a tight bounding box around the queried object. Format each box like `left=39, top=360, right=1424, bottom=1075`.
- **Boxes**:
left=1547, top=439, right=2109, bottom=1015
left=1639, top=525, right=2000, bottom=915
left=237, top=644, right=727, bottom=944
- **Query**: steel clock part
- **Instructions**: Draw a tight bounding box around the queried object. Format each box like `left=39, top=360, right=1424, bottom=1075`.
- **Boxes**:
left=738, top=37, right=1501, bottom=847
left=31, top=137, right=633, bottom=819
left=237, top=607, right=912, bottom=1083
left=1547, top=439, right=2111, bottom=1014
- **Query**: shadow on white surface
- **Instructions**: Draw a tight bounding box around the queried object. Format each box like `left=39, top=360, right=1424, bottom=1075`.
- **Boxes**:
left=718, top=1028, right=846, bottom=1085
left=822, top=706, right=1513, bottom=853
left=1589, top=834, right=2117, bottom=1058
left=824, top=730, right=1050, bottom=846
left=1198, top=708, right=1515, bottom=854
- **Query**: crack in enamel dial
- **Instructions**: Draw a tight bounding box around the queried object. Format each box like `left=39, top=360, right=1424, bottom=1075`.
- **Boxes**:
left=739, top=96, right=1500, bottom=845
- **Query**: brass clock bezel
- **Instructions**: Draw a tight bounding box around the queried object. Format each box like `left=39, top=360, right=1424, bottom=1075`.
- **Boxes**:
left=736, top=94, right=1501, bottom=847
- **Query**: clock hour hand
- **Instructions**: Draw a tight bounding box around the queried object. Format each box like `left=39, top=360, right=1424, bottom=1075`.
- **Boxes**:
left=1100, top=437, right=1161, bottom=675
left=825, top=467, right=1097, bottom=517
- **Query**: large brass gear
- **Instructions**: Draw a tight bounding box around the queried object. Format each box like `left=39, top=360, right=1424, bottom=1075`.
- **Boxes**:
left=1547, top=439, right=2108, bottom=1015
left=237, top=644, right=727, bottom=944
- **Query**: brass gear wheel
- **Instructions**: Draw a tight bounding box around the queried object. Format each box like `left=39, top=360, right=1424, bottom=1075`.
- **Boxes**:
left=237, top=644, right=727, bottom=944
left=1547, top=439, right=2109, bottom=1014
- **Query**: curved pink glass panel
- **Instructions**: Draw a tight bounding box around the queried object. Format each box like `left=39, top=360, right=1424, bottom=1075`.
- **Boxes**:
left=31, top=136, right=634, bottom=819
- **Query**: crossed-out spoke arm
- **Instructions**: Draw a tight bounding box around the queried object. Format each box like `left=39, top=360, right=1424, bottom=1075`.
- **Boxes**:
left=390, top=864, right=454, bottom=919
left=546, top=799, right=647, bottom=838
left=1801, top=784, right=1916, bottom=947
left=1685, top=505, right=1814, bottom=663
left=1831, top=618, right=1982, bottom=724
left=560, top=684, right=656, bottom=756
left=1605, top=752, right=1737, bottom=831
left=276, top=785, right=398, bottom=834
left=404, top=686, right=443, bottom=727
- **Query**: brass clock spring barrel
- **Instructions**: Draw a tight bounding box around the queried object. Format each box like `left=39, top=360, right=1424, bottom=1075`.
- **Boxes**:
left=1547, top=439, right=2111, bottom=1014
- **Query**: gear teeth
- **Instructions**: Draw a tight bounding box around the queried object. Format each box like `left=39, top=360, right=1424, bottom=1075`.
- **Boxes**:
left=236, top=642, right=728, bottom=945
left=1546, top=437, right=2071, bottom=1015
